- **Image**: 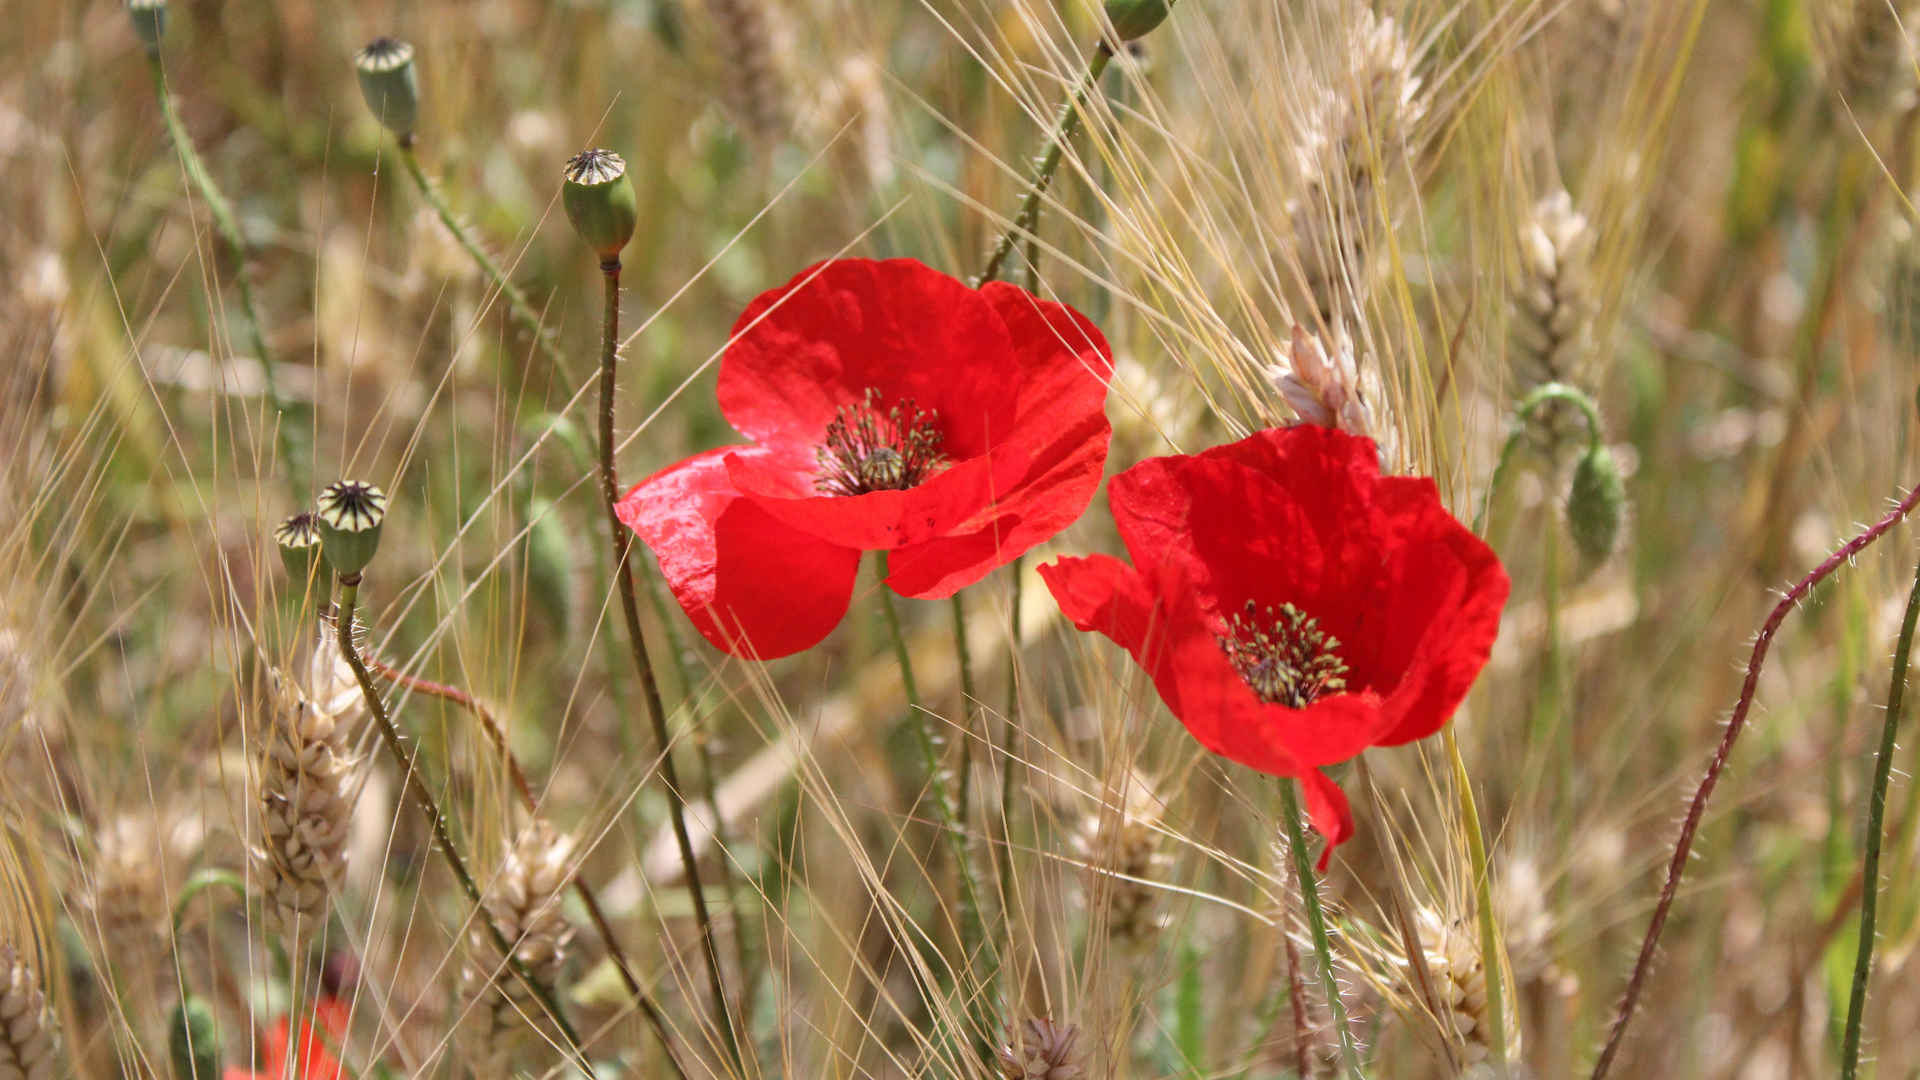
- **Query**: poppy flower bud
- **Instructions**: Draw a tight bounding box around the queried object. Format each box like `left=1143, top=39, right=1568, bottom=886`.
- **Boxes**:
left=274, top=510, right=325, bottom=587
left=354, top=37, right=419, bottom=144
left=563, top=148, right=638, bottom=264
left=168, top=995, right=220, bottom=1080
left=1565, top=443, right=1625, bottom=564
left=315, top=480, right=389, bottom=578
left=128, top=0, right=166, bottom=55
left=1104, top=0, right=1173, bottom=43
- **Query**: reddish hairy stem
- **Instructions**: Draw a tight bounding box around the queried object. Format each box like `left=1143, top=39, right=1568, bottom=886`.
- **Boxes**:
left=1590, top=481, right=1920, bottom=1078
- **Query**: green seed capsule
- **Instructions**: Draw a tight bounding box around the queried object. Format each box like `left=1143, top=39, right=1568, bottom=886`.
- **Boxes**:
left=128, top=0, right=167, bottom=54
left=168, top=995, right=220, bottom=1080
left=354, top=37, right=419, bottom=142
left=316, top=480, right=389, bottom=578
left=274, top=510, right=325, bottom=589
left=1103, top=0, right=1173, bottom=43
left=1566, top=443, right=1626, bottom=564
left=563, top=148, right=638, bottom=264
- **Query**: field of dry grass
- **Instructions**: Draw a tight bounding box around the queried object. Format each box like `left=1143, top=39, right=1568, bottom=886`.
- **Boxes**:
left=7, top=0, right=1920, bottom=1077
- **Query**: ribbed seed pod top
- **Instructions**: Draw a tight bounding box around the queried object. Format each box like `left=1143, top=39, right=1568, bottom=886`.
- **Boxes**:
left=275, top=511, right=325, bottom=588
left=127, top=0, right=166, bottom=54
left=562, top=149, right=638, bottom=264
left=315, top=481, right=388, bottom=577
left=354, top=37, right=420, bottom=142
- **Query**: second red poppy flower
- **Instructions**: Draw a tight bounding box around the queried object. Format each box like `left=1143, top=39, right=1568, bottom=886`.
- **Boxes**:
left=617, top=258, right=1113, bottom=659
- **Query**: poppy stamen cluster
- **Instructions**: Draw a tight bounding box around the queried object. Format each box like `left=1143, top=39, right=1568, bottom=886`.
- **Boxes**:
left=1218, top=600, right=1349, bottom=709
left=813, top=388, right=947, bottom=496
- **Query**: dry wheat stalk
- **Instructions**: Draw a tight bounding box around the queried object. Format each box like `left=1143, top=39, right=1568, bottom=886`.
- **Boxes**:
left=998, top=1017, right=1084, bottom=1080
left=464, top=820, right=576, bottom=1070
left=0, top=945, right=56, bottom=1080
left=1513, top=188, right=1596, bottom=395
left=1286, top=7, right=1426, bottom=322
left=1076, top=774, right=1171, bottom=947
left=1817, top=1, right=1918, bottom=114
left=1269, top=324, right=1399, bottom=469
left=803, top=55, right=894, bottom=188
left=1417, top=907, right=1512, bottom=1065
left=255, top=628, right=363, bottom=926
left=83, top=811, right=198, bottom=988
left=703, top=0, right=789, bottom=140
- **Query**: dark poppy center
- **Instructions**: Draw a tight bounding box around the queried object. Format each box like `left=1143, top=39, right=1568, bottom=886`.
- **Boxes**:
left=1216, top=600, right=1349, bottom=708
left=814, top=388, right=947, bottom=496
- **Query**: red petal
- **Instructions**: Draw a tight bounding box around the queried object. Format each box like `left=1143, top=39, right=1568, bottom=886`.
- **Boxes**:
left=1299, top=770, right=1354, bottom=872
left=1365, top=476, right=1511, bottom=745
left=883, top=285, right=1113, bottom=598
left=715, top=259, right=1018, bottom=457
left=617, top=447, right=863, bottom=658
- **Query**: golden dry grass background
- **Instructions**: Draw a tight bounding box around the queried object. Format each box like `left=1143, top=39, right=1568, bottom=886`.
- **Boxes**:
left=6, top=0, right=1920, bottom=1076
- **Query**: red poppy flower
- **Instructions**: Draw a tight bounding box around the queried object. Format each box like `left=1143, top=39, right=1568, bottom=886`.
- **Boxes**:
left=222, top=995, right=350, bottom=1080
left=616, top=258, right=1113, bottom=658
left=1038, top=425, right=1508, bottom=867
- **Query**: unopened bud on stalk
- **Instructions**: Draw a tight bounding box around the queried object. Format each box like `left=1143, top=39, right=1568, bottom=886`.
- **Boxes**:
left=562, top=149, right=637, bottom=264
left=1103, top=0, right=1173, bottom=43
left=128, top=0, right=167, bottom=54
left=1565, top=443, right=1625, bottom=564
left=274, top=511, right=325, bottom=588
left=354, top=37, right=419, bottom=144
left=168, top=995, right=220, bottom=1080
left=316, top=481, right=389, bottom=578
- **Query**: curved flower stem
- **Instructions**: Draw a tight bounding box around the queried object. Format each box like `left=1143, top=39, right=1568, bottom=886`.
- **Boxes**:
left=1840, top=552, right=1920, bottom=1078
left=592, top=258, right=745, bottom=1073
left=364, top=658, right=690, bottom=1080
left=1277, top=778, right=1362, bottom=1078
left=397, top=143, right=572, bottom=378
left=333, top=580, right=594, bottom=1075
left=1590, top=479, right=1920, bottom=1078
left=145, top=54, right=308, bottom=494
left=1473, top=382, right=1605, bottom=536
left=1442, top=727, right=1509, bottom=1069
left=169, top=867, right=248, bottom=936
left=974, top=41, right=1115, bottom=288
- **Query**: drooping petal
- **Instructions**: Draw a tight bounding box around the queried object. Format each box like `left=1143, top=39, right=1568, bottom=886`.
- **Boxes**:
left=1298, top=769, right=1354, bottom=872
left=617, top=446, right=863, bottom=659
left=715, top=259, right=1019, bottom=456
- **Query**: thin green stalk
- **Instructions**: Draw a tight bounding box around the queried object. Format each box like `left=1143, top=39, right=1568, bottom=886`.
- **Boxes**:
left=1474, top=382, right=1604, bottom=535
left=950, top=592, right=978, bottom=826
left=974, top=42, right=1115, bottom=288
left=1278, top=778, right=1362, bottom=1078
left=592, top=259, right=745, bottom=1073
left=145, top=54, right=309, bottom=494
left=333, top=582, right=594, bottom=1075
left=1839, top=551, right=1920, bottom=1078
left=397, top=144, right=572, bottom=378
left=1443, top=727, right=1510, bottom=1070
left=875, top=553, right=991, bottom=1052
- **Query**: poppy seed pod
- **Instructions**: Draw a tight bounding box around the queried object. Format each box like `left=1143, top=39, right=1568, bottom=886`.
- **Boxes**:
left=128, top=0, right=166, bottom=54
left=274, top=511, right=326, bottom=587
left=1103, top=0, right=1173, bottom=43
left=563, top=149, right=638, bottom=264
left=315, top=481, right=389, bottom=578
left=1566, top=443, right=1625, bottom=564
left=354, top=37, right=419, bottom=142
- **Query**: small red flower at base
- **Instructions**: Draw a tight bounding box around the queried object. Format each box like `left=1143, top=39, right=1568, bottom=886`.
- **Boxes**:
left=1039, top=425, right=1508, bottom=868
left=222, top=995, right=350, bottom=1080
left=617, top=258, right=1112, bottom=659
